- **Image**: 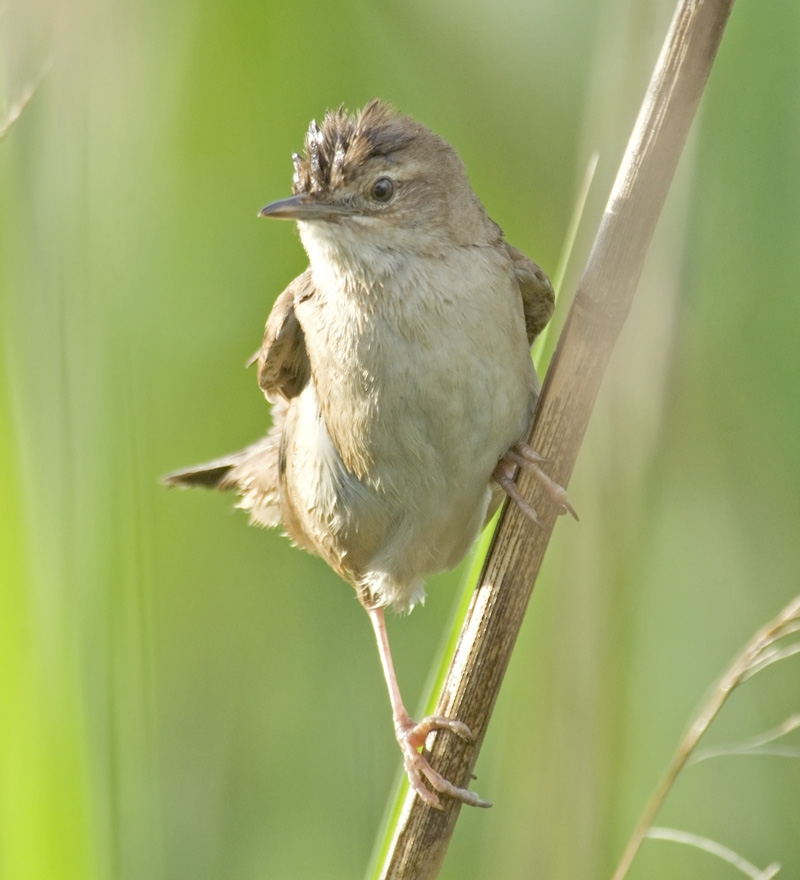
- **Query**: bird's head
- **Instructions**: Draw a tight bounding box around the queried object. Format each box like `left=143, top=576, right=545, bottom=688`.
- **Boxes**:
left=259, top=100, right=498, bottom=262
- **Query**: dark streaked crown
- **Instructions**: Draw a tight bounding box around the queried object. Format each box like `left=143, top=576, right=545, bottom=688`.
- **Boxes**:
left=291, top=99, right=418, bottom=196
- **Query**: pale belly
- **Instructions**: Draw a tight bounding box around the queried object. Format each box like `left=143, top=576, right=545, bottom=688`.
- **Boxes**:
left=281, top=363, right=534, bottom=610
left=285, top=244, right=537, bottom=609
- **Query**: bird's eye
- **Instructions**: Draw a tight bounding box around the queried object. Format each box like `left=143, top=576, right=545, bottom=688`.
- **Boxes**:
left=370, top=177, right=395, bottom=202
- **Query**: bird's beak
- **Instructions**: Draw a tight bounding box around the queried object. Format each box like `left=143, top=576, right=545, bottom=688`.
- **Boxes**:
left=258, top=194, right=351, bottom=221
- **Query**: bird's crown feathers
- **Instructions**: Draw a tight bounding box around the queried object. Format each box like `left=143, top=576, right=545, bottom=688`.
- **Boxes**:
left=291, top=99, right=418, bottom=196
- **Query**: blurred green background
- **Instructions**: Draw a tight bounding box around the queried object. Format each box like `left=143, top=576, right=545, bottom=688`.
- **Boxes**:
left=1, top=0, right=798, bottom=878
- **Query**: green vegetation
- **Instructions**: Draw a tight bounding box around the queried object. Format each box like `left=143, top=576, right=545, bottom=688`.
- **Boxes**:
left=1, top=1, right=798, bottom=878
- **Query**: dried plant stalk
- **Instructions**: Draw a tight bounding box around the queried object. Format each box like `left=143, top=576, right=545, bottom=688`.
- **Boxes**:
left=375, top=0, right=736, bottom=877
left=613, top=595, right=800, bottom=879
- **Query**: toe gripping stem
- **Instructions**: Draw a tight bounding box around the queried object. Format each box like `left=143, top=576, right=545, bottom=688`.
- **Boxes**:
left=495, top=441, right=578, bottom=522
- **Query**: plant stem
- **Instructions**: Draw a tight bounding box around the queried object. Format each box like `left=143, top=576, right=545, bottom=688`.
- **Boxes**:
left=372, top=0, right=737, bottom=877
left=612, top=595, right=800, bottom=880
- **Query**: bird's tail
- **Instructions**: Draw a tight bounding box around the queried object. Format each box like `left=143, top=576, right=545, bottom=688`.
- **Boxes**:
left=162, top=455, right=244, bottom=490
left=162, top=400, right=287, bottom=528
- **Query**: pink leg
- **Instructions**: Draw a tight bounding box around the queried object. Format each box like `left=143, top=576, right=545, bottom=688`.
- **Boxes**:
left=495, top=441, right=578, bottom=522
left=367, top=606, right=491, bottom=810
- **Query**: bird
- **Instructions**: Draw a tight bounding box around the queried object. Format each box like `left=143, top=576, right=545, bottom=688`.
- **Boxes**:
left=164, top=99, right=571, bottom=809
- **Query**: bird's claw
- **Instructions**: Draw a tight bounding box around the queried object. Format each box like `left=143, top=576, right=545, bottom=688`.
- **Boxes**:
left=396, top=715, right=491, bottom=810
left=495, top=441, right=578, bottom=523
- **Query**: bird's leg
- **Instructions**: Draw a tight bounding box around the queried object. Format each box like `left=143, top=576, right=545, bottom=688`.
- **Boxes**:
left=366, top=605, right=491, bottom=810
left=494, top=441, right=579, bottom=523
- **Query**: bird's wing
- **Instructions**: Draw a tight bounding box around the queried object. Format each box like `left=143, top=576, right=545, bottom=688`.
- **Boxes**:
left=505, top=243, right=555, bottom=346
left=257, top=270, right=314, bottom=401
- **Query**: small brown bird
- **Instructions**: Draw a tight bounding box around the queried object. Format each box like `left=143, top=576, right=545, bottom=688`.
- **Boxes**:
left=165, top=100, right=570, bottom=808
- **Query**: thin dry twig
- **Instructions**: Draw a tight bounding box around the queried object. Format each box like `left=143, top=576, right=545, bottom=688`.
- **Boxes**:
left=646, top=828, right=782, bottom=879
left=688, top=714, right=800, bottom=764
left=375, top=1, right=736, bottom=877
left=611, top=595, right=800, bottom=880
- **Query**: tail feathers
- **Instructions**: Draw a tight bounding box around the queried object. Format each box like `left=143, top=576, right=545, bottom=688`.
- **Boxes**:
left=162, top=441, right=281, bottom=528
left=162, top=455, right=243, bottom=490
left=163, top=400, right=286, bottom=528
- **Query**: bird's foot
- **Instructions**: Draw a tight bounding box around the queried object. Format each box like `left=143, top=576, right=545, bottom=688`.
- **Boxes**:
left=396, top=715, right=491, bottom=810
left=494, top=441, right=578, bottom=523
